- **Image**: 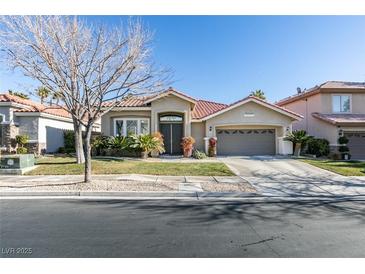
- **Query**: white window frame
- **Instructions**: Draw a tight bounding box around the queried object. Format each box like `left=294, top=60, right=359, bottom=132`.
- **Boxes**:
left=332, top=94, right=352, bottom=113
left=113, top=118, right=150, bottom=136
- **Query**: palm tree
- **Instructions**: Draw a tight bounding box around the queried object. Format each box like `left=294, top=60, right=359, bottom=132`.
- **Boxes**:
left=284, top=130, right=310, bottom=156
left=250, top=89, right=266, bottom=100
left=51, top=91, right=63, bottom=105
left=36, top=86, right=50, bottom=104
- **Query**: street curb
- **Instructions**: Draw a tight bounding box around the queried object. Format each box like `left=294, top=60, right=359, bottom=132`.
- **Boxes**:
left=0, top=191, right=198, bottom=198
left=1, top=191, right=365, bottom=202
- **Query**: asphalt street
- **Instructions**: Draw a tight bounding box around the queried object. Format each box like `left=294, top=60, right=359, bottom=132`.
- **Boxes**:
left=1, top=198, right=365, bottom=257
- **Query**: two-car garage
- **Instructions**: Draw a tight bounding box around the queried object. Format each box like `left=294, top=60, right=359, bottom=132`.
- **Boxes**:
left=216, top=128, right=276, bottom=156
left=344, top=132, right=365, bottom=160
left=200, top=96, right=302, bottom=156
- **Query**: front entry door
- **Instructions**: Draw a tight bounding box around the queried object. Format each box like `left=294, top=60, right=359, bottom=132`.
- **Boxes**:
left=160, top=123, right=183, bottom=155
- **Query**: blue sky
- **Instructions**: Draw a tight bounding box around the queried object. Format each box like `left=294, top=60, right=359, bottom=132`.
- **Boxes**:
left=1, top=16, right=365, bottom=103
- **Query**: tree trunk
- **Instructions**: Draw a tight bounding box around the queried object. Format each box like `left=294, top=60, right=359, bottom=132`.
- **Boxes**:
left=294, top=143, right=302, bottom=157
left=73, top=119, right=85, bottom=164
left=83, top=126, right=93, bottom=183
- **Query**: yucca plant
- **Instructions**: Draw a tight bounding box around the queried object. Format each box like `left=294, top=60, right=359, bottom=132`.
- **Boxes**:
left=130, top=134, right=164, bottom=159
left=284, top=130, right=310, bottom=156
left=91, top=135, right=110, bottom=155
left=109, top=135, right=130, bottom=150
left=151, top=132, right=165, bottom=157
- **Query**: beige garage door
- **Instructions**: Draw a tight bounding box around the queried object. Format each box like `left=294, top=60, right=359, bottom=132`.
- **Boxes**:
left=344, top=132, right=365, bottom=160
left=216, top=129, right=276, bottom=156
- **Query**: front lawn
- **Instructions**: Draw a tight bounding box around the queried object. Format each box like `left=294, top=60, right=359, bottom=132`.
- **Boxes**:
left=301, top=159, right=365, bottom=176
left=26, top=156, right=234, bottom=176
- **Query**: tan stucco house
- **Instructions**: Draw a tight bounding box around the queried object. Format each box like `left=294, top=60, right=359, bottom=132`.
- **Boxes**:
left=101, top=88, right=302, bottom=156
left=277, top=81, right=365, bottom=159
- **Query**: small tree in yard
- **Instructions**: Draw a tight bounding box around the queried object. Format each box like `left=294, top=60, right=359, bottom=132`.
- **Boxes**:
left=0, top=16, right=167, bottom=182
left=15, top=134, right=29, bottom=154
left=284, top=130, right=310, bottom=156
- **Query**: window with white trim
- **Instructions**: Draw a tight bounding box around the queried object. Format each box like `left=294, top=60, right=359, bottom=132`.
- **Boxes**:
left=114, top=118, right=149, bottom=136
left=332, top=95, right=351, bottom=113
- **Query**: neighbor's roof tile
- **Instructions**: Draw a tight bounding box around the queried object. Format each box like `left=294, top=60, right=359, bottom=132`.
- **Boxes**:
left=312, top=112, right=365, bottom=125
left=0, top=93, right=71, bottom=119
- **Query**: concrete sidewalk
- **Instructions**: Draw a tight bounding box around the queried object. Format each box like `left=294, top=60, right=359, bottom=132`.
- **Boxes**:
left=0, top=174, right=255, bottom=194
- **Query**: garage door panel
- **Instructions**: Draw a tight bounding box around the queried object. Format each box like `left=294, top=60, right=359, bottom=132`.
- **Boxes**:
left=217, top=129, right=275, bottom=156
left=344, top=132, right=365, bottom=160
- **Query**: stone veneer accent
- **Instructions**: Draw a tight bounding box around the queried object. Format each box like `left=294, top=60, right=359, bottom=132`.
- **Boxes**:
left=26, top=142, right=46, bottom=155
left=1, top=124, right=46, bottom=155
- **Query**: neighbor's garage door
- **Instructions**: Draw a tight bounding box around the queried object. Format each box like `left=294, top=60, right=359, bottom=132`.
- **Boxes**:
left=344, top=132, right=365, bottom=160
left=216, top=129, right=276, bottom=156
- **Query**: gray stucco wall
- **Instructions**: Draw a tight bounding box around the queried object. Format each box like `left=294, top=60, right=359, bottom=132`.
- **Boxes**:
left=45, top=126, right=65, bottom=152
left=17, top=116, right=39, bottom=141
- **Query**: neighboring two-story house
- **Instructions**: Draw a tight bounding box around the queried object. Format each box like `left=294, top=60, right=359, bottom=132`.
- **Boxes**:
left=277, top=81, right=365, bottom=159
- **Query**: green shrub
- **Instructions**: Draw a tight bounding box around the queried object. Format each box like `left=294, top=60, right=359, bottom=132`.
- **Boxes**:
left=130, top=134, right=163, bottom=153
left=15, top=135, right=29, bottom=146
left=16, top=147, right=28, bottom=154
left=65, top=148, right=75, bottom=154
left=109, top=135, right=131, bottom=150
left=306, top=138, right=330, bottom=157
left=58, top=147, right=66, bottom=153
left=63, top=131, right=75, bottom=153
left=338, top=136, right=349, bottom=145
left=192, top=149, right=207, bottom=159
left=91, top=135, right=110, bottom=153
left=338, top=146, right=349, bottom=153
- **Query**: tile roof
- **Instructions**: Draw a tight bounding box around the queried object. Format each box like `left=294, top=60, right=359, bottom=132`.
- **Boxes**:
left=312, top=113, right=365, bottom=125
left=102, top=96, right=151, bottom=108
left=0, top=93, right=71, bottom=119
left=102, top=88, right=197, bottom=108
left=0, top=93, right=44, bottom=110
left=17, top=107, right=71, bottom=119
left=102, top=89, right=302, bottom=120
left=277, top=81, right=365, bottom=106
left=320, top=81, right=365, bottom=89
left=192, top=100, right=228, bottom=119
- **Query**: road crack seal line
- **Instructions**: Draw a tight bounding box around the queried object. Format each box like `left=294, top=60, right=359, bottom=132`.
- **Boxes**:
left=245, top=222, right=281, bottom=257
left=239, top=236, right=280, bottom=247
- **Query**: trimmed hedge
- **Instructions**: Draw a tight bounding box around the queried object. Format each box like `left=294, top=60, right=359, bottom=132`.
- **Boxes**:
left=306, top=138, right=330, bottom=157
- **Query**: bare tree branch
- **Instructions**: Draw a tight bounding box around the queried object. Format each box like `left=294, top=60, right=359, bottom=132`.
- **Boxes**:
left=0, top=15, right=171, bottom=182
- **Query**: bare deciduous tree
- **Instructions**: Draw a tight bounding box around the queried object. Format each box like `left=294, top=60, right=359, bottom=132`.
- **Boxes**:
left=0, top=16, right=168, bottom=182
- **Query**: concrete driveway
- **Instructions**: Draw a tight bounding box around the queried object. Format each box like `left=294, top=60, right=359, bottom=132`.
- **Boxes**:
left=219, top=156, right=365, bottom=197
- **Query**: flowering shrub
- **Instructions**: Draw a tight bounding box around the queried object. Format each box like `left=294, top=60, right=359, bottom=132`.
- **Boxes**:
left=208, top=137, right=216, bottom=157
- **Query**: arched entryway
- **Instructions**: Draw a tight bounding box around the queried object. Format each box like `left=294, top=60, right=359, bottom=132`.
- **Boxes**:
left=159, top=113, right=184, bottom=155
